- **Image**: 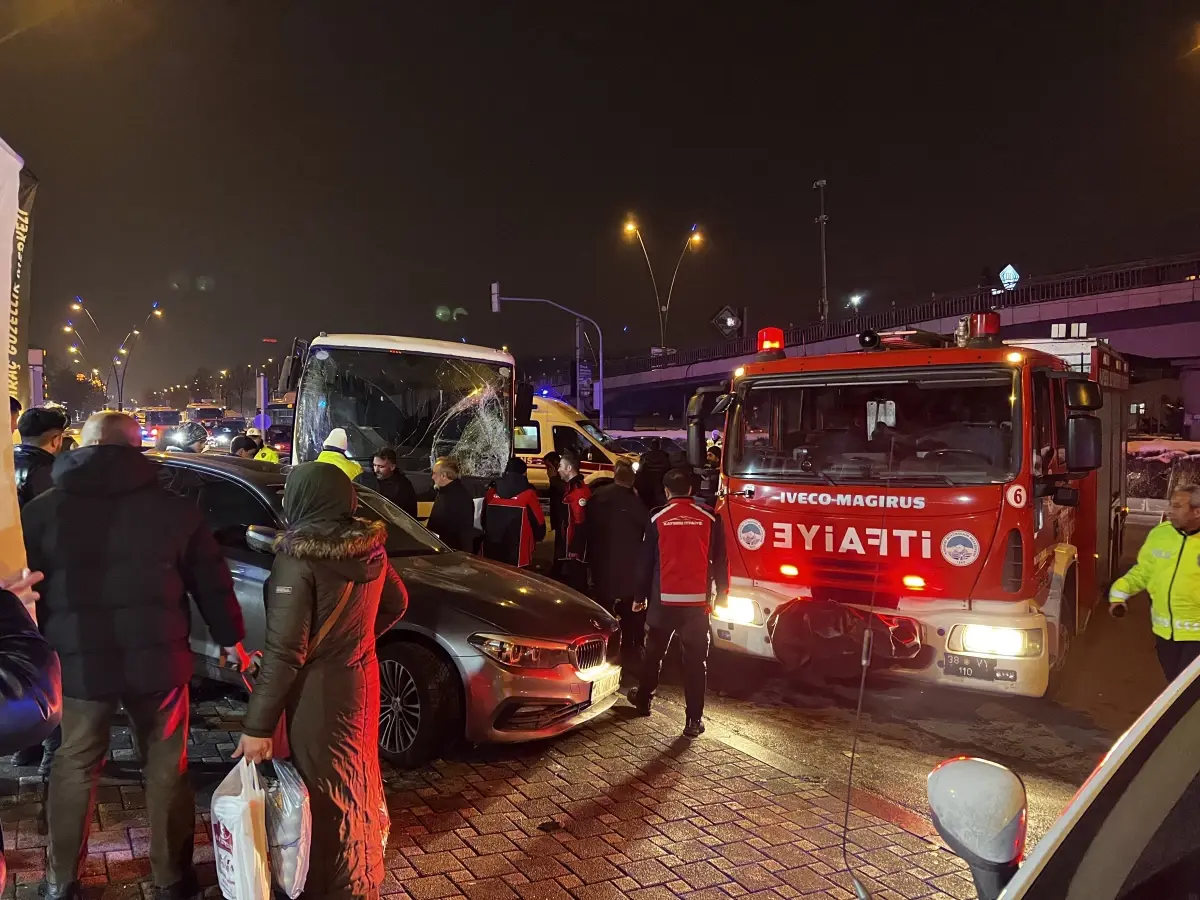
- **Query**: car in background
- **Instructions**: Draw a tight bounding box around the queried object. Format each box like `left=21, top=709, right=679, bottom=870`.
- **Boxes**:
left=207, top=417, right=247, bottom=450
left=135, top=408, right=182, bottom=448
left=264, top=423, right=292, bottom=458
left=151, top=453, right=622, bottom=768
left=928, top=653, right=1200, bottom=899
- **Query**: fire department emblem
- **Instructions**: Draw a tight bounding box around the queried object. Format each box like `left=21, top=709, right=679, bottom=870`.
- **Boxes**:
left=737, top=518, right=767, bottom=551
left=940, top=530, right=981, bottom=567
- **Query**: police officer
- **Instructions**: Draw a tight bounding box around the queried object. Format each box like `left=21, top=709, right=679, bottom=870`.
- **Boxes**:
left=629, top=467, right=726, bottom=737
left=1111, top=483, right=1200, bottom=682
left=557, top=449, right=591, bottom=594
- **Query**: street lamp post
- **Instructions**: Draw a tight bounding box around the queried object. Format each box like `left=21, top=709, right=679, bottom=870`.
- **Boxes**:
left=814, top=179, right=829, bottom=325
left=491, top=282, right=604, bottom=427
left=623, top=217, right=703, bottom=348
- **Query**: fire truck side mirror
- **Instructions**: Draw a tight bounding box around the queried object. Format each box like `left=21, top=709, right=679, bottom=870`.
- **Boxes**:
left=1064, top=378, right=1102, bottom=412
left=1053, top=486, right=1080, bottom=507
left=1066, top=414, right=1103, bottom=472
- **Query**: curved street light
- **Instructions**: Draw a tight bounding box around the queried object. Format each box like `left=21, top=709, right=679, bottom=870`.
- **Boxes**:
left=622, top=217, right=703, bottom=348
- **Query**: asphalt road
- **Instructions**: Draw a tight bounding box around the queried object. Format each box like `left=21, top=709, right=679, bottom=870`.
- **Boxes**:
left=589, top=520, right=1166, bottom=850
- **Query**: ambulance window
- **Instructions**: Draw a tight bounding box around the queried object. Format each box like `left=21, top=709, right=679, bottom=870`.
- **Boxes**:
left=514, top=423, right=540, bottom=453
left=553, top=425, right=599, bottom=463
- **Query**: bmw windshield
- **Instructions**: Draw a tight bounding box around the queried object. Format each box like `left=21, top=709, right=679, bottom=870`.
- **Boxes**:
left=296, top=346, right=513, bottom=478
left=730, top=367, right=1021, bottom=486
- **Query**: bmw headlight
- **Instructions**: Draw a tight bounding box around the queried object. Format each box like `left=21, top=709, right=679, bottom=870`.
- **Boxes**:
left=632, top=460, right=640, bottom=472
left=468, top=633, right=572, bottom=668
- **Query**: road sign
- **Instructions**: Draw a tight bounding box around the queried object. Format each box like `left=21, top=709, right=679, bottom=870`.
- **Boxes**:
left=711, top=305, right=743, bottom=340
left=1000, top=264, right=1020, bottom=291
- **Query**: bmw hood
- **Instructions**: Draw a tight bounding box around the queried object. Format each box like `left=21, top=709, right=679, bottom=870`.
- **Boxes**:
left=392, top=552, right=617, bottom=642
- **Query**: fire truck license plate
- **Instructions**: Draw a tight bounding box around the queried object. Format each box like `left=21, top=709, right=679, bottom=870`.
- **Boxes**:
left=943, top=654, right=1017, bottom=683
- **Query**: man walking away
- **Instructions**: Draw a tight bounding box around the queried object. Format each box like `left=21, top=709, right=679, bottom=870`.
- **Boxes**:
left=482, top=457, right=545, bottom=567
left=315, top=427, right=363, bottom=481
left=10, top=406, right=69, bottom=772
left=1111, top=484, right=1200, bottom=682
left=629, top=467, right=726, bottom=738
left=367, top=446, right=418, bottom=518
left=634, top=437, right=671, bottom=510
left=23, top=412, right=246, bottom=900
left=428, top=456, right=476, bottom=551
left=543, top=451, right=565, bottom=576
left=557, top=449, right=591, bottom=594
left=588, top=461, right=649, bottom=666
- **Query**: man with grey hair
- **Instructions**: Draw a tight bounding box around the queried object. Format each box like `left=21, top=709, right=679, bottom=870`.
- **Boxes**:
left=1111, top=483, right=1200, bottom=682
left=428, top=456, right=475, bottom=551
left=22, top=411, right=246, bottom=900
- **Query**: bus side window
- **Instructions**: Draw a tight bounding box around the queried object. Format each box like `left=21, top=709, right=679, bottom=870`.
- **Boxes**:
left=1032, top=371, right=1053, bottom=475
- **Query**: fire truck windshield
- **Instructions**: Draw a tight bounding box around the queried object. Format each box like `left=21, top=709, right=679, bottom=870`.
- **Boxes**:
left=730, top=367, right=1020, bottom=485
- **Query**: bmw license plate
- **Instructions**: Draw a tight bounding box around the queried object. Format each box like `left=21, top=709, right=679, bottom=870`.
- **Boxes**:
left=943, top=654, right=1017, bottom=683
left=590, top=669, right=621, bottom=704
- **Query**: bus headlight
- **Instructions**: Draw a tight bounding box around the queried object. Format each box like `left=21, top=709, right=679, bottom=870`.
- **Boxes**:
left=953, top=624, right=1043, bottom=658
left=712, top=594, right=760, bottom=626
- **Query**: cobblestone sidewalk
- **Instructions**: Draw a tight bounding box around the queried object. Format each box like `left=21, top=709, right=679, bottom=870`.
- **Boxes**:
left=1, top=695, right=977, bottom=900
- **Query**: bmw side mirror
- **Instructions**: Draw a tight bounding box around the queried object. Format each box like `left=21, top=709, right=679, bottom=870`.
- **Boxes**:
left=928, top=757, right=1027, bottom=900
left=246, top=525, right=278, bottom=555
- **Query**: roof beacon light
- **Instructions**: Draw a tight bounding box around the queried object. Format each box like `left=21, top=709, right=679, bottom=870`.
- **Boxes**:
left=967, top=311, right=1003, bottom=347
left=756, top=326, right=786, bottom=361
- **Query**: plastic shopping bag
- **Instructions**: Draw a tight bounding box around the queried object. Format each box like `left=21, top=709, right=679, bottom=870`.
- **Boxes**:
left=211, top=758, right=270, bottom=900
left=264, top=761, right=311, bottom=899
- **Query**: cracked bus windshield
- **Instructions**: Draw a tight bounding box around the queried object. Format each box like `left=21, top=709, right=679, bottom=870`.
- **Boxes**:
left=297, top=347, right=513, bottom=478
left=731, top=368, right=1020, bottom=485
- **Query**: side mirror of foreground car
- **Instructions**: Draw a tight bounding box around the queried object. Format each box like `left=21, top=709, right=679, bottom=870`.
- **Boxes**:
left=927, top=757, right=1027, bottom=900
left=246, top=525, right=279, bottom=555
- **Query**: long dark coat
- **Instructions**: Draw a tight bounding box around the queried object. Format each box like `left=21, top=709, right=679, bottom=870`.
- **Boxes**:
left=243, top=518, right=408, bottom=900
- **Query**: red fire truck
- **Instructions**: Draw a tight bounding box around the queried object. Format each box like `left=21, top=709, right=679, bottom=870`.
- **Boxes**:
left=690, top=313, right=1128, bottom=697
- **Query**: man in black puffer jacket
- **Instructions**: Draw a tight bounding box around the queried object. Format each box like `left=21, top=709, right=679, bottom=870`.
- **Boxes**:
left=22, top=411, right=245, bottom=900
left=481, top=457, right=546, bottom=568
left=14, top=407, right=68, bottom=509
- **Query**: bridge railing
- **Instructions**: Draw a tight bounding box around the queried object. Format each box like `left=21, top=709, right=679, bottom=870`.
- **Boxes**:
left=605, top=252, right=1200, bottom=378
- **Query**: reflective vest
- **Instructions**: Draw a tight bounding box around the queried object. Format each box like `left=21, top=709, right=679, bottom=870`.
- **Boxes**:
left=315, top=449, right=363, bottom=482
left=1111, top=522, right=1200, bottom=641
left=255, top=446, right=280, bottom=464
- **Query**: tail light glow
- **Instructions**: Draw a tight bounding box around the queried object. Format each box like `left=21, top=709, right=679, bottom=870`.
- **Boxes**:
left=902, top=574, right=926, bottom=590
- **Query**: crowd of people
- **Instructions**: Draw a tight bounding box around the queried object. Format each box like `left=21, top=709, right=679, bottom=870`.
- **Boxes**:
left=0, top=402, right=726, bottom=897
left=0, top=407, right=410, bottom=900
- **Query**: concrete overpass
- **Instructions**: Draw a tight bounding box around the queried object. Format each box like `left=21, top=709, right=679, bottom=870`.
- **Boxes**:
left=600, top=253, right=1200, bottom=424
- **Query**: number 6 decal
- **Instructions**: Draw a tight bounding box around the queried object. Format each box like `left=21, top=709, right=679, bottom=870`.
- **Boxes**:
left=1006, top=484, right=1027, bottom=509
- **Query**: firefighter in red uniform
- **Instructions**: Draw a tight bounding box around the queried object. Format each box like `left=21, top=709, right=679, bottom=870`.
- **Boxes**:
left=557, top=449, right=591, bottom=594
left=481, top=458, right=546, bottom=568
left=629, top=467, right=726, bottom=738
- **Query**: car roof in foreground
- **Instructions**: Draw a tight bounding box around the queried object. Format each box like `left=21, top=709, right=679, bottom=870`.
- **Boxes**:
left=1000, top=651, right=1200, bottom=894
left=146, top=450, right=287, bottom=486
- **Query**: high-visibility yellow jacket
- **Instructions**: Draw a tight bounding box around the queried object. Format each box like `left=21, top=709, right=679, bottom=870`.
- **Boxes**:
left=315, top=449, right=363, bottom=482
left=1111, top=522, right=1200, bottom=641
left=254, top=446, right=281, bottom=465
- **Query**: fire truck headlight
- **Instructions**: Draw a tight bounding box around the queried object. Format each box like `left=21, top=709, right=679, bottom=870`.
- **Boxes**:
left=712, top=594, right=760, bottom=626
left=955, top=624, right=1043, bottom=658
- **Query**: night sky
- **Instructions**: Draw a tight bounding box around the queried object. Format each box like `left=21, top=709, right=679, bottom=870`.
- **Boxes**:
left=0, top=1, right=1197, bottom=401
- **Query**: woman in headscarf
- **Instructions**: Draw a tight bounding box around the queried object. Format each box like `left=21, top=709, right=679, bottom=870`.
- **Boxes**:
left=234, top=462, right=408, bottom=900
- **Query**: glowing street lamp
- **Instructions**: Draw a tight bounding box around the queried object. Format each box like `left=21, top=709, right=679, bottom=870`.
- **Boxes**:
left=621, top=215, right=705, bottom=347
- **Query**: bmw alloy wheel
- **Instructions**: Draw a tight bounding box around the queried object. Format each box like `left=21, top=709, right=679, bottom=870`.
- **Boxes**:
left=379, top=658, right=421, bottom=755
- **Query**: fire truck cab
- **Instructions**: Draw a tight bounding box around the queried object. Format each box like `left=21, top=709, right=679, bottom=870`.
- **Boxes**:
left=694, top=314, right=1128, bottom=698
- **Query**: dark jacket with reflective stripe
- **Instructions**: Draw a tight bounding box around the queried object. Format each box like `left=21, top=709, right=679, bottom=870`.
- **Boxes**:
left=482, top=472, right=546, bottom=567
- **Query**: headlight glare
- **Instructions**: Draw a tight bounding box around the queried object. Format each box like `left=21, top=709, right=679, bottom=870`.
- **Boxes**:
left=712, top=594, right=760, bottom=626
left=954, top=624, right=1043, bottom=658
